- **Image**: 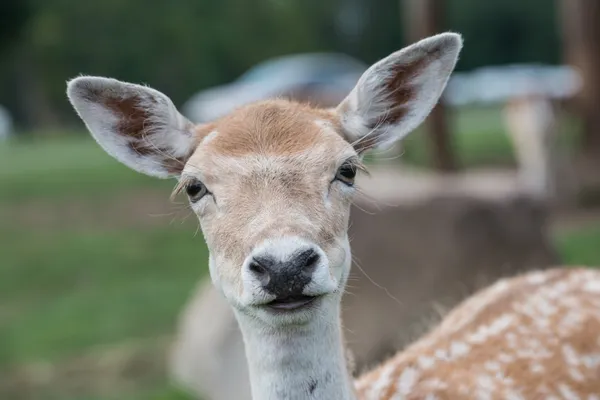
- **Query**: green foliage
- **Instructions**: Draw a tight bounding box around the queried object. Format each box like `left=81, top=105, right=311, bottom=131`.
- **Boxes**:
left=0, top=0, right=563, bottom=129
left=447, top=0, right=560, bottom=70
left=556, top=226, right=600, bottom=267
left=0, top=0, right=30, bottom=52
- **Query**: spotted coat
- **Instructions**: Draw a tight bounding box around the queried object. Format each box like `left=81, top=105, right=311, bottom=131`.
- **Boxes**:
left=355, top=268, right=600, bottom=399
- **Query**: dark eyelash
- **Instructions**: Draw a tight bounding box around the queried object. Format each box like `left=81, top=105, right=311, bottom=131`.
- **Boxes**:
left=171, top=176, right=196, bottom=200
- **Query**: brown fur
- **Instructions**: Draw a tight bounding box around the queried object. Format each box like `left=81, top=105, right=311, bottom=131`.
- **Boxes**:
left=180, top=99, right=357, bottom=296
left=100, top=92, right=197, bottom=175
left=363, top=45, right=441, bottom=136
left=103, top=94, right=155, bottom=138
left=369, top=55, right=429, bottom=129
left=355, top=268, right=600, bottom=399
left=196, top=100, right=343, bottom=157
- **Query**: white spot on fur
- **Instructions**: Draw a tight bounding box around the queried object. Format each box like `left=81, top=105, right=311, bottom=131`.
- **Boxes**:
left=558, top=383, right=581, bottom=400
left=468, top=314, right=515, bottom=344
left=201, top=130, right=218, bottom=144
left=498, top=353, right=515, bottom=363
left=581, top=352, right=600, bottom=369
left=449, top=341, right=470, bottom=358
left=484, top=361, right=501, bottom=372
left=476, top=374, right=495, bottom=400
left=562, top=344, right=580, bottom=365
left=417, top=355, right=436, bottom=370
left=584, top=280, right=600, bottom=293
left=569, top=367, right=585, bottom=382
left=477, top=374, right=495, bottom=390
left=368, top=362, right=396, bottom=399
left=397, top=367, right=420, bottom=395
left=526, top=271, right=550, bottom=284
left=434, top=349, right=449, bottom=361
left=530, top=363, right=545, bottom=374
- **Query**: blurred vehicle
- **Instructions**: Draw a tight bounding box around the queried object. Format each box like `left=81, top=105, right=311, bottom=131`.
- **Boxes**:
left=182, top=53, right=367, bottom=123
left=0, top=104, right=13, bottom=140
left=444, top=64, right=582, bottom=106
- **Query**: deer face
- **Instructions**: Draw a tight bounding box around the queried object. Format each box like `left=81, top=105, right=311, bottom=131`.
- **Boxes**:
left=178, top=103, right=358, bottom=321
left=67, top=33, right=462, bottom=325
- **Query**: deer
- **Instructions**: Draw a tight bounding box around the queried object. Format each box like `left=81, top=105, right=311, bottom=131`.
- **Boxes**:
left=66, top=33, right=600, bottom=399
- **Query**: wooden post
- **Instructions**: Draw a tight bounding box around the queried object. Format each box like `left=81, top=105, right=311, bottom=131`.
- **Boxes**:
left=558, top=0, right=600, bottom=181
left=403, top=0, right=457, bottom=171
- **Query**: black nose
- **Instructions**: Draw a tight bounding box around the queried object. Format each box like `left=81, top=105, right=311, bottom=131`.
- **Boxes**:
left=248, top=249, right=320, bottom=297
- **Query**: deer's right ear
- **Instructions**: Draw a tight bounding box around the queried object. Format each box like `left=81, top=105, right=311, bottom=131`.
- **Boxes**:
left=67, top=76, right=197, bottom=178
left=336, top=33, right=462, bottom=153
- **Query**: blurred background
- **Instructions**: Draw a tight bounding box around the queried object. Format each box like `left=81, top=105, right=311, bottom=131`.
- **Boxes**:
left=2, top=1, right=600, bottom=399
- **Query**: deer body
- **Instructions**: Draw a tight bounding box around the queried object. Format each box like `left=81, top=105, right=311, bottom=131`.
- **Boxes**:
left=356, top=268, right=600, bottom=399
left=67, top=33, right=600, bottom=399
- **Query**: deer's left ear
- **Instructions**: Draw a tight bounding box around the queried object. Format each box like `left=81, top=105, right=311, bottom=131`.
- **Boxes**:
left=336, top=32, right=462, bottom=152
left=67, top=76, right=197, bottom=178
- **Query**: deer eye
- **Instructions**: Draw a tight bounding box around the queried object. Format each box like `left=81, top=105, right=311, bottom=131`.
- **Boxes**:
left=185, top=179, right=208, bottom=202
left=335, top=162, right=357, bottom=186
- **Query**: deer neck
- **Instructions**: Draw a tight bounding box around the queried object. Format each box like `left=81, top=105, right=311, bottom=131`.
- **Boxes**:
left=234, top=300, right=356, bottom=400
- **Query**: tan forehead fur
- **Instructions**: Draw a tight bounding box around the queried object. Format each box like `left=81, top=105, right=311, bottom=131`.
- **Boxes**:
left=192, top=99, right=346, bottom=157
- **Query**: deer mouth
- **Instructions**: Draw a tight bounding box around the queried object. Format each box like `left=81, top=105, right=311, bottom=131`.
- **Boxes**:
left=265, top=294, right=319, bottom=311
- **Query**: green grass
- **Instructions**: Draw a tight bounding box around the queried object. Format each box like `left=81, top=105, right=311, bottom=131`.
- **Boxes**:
left=0, top=135, right=202, bottom=399
left=0, top=106, right=598, bottom=399
left=555, top=225, right=600, bottom=266
left=0, top=135, right=171, bottom=202
left=1, top=226, right=207, bottom=365
left=399, top=105, right=513, bottom=167
left=399, top=105, right=582, bottom=168
left=0, top=223, right=205, bottom=399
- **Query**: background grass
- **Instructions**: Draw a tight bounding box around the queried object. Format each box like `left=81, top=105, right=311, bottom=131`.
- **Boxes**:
left=0, top=135, right=170, bottom=202
left=1, top=106, right=599, bottom=399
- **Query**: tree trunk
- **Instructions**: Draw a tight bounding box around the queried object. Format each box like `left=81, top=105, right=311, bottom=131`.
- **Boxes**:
left=12, top=46, right=60, bottom=131
left=558, top=0, right=600, bottom=187
left=403, top=0, right=457, bottom=171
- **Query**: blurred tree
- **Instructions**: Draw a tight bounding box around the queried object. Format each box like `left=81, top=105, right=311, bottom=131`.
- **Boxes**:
left=0, top=0, right=565, bottom=130
left=0, top=0, right=338, bottom=129
left=0, top=0, right=32, bottom=126
left=0, top=0, right=30, bottom=52
left=558, top=0, right=600, bottom=179
left=447, top=0, right=560, bottom=71
left=404, top=0, right=457, bottom=172
left=334, top=0, right=403, bottom=64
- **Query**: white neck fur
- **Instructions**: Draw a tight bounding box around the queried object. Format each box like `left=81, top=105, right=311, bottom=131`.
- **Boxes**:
left=234, top=300, right=356, bottom=400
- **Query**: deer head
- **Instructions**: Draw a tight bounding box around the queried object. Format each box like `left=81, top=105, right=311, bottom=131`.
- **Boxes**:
left=67, top=33, right=462, bottom=327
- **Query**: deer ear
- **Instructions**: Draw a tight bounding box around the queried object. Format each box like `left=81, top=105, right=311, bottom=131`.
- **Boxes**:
left=67, top=76, right=197, bottom=178
left=336, top=32, right=462, bottom=152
